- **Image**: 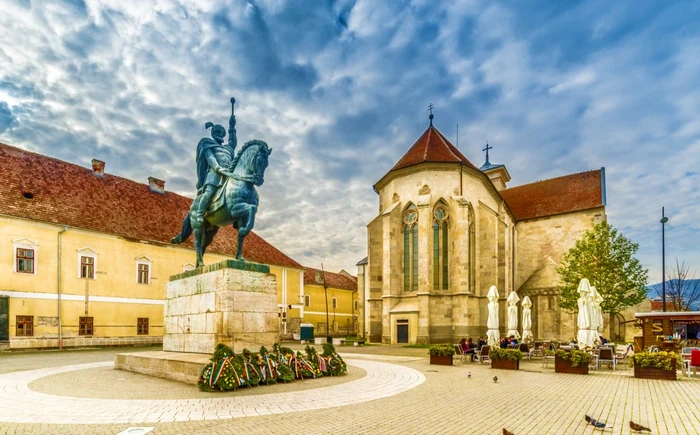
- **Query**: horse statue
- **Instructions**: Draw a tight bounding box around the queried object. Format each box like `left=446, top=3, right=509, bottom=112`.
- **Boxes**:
left=171, top=101, right=272, bottom=267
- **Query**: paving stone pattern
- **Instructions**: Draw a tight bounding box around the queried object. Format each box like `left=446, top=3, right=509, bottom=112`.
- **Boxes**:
left=0, top=347, right=699, bottom=434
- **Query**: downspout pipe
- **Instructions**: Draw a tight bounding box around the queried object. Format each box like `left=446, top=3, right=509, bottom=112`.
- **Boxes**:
left=57, top=226, right=68, bottom=350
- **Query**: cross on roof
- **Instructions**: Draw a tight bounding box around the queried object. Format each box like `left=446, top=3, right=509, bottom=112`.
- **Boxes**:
left=482, top=141, right=492, bottom=165
left=428, top=103, right=434, bottom=125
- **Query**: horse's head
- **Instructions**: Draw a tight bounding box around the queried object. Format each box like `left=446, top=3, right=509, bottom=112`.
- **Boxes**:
left=232, top=139, right=272, bottom=186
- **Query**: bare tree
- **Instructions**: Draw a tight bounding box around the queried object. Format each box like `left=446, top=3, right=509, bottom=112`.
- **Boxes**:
left=655, top=258, right=700, bottom=311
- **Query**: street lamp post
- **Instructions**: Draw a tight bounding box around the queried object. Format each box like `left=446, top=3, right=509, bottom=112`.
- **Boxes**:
left=661, top=207, right=669, bottom=312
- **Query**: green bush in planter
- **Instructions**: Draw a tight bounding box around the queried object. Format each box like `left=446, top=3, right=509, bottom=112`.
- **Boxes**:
left=555, top=349, right=592, bottom=367
left=489, top=348, right=523, bottom=361
left=630, top=351, right=680, bottom=371
left=428, top=344, right=455, bottom=357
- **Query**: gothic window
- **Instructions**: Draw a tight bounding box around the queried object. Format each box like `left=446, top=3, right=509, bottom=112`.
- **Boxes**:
left=403, top=204, right=418, bottom=292
left=432, top=201, right=449, bottom=290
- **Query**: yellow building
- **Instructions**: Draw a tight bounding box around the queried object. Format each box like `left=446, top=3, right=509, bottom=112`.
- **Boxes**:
left=0, top=142, right=306, bottom=349
left=301, top=267, right=358, bottom=337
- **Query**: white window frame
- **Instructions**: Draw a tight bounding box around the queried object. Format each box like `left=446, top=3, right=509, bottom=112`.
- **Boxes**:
left=135, top=255, right=152, bottom=285
left=13, top=237, right=38, bottom=275
left=77, top=247, right=98, bottom=280
left=304, top=294, right=311, bottom=307
left=182, top=262, right=195, bottom=272
left=332, top=296, right=338, bottom=310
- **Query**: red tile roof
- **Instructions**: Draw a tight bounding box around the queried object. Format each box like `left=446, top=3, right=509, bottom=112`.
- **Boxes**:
left=650, top=300, right=680, bottom=311
left=0, top=142, right=303, bottom=269
left=500, top=169, right=605, bottom=220
left=304, top=267, right=357, bottom=291
left=390, top=125, right=478, bottom=172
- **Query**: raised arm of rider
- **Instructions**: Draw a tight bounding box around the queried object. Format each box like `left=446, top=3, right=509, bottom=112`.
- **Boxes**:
left=228, top=115, right=237, bottom=150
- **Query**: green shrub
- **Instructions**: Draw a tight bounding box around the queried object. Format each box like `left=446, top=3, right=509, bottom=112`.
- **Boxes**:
left=630, top=351, right=680, bottom=371
left=555, top=349, right=592, bottom=367
left=428, top=344, right=455, bottom=357
left=489, top=348, right=523, bottom=361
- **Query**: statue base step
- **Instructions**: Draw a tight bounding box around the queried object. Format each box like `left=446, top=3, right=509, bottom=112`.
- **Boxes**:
left=163, top=259, right=280, bottom=354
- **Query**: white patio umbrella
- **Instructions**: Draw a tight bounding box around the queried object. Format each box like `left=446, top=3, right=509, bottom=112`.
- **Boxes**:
left=486, top=286, right=500, bottom=346
left=506, top=291, right=521, bottom=340
left=589, top=286, right=604, bottom=344
left=576, top=278, right=593, bottom=347
left=521, top=296, right=533, bottom=343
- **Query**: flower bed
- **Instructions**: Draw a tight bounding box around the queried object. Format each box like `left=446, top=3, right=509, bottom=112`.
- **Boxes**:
left=428, top=344, right=455, bottom=366
left=489, top=348, right=522, bottom=370
left=554, top=349, right=591, bottom=374
left=631, top=351, right=679, bottom=380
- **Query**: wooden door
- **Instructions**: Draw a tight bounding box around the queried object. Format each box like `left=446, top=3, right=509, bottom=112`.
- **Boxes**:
left=397, top=324, right=409, bottom=344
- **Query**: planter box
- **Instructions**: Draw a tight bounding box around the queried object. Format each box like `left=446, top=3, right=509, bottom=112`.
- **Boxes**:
left=634, top=364, right=676, bottom=380
left=429, top=355, right=453, bottom=366
left=555, top=356, right=589, bottom=374
left=491, top=359, right=519, bottom=370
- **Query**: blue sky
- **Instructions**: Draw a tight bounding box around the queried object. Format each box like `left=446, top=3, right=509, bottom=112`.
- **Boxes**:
left=1, top=0, right=699, bottom=281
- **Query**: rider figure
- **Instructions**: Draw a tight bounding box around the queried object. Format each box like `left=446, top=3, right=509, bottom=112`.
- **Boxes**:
left=194, top=108, right=237, bottom=224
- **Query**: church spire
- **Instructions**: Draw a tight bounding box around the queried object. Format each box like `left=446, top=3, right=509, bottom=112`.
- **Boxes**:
left=482, top=141, right=492, bottom=166
left=428, top=103, right=434, bottom=126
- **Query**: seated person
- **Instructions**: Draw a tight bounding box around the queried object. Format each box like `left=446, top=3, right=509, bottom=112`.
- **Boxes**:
left=477, top=336, right=487, bottom=349
left=500, top=337, right=509, bottom=349
left=599, top=335, right=608, bottom=345
left=459, top=338, right=468, bottom=353
left=508, top=335, right=518, bottom=346
left=464, top=337, right=477, bottom=361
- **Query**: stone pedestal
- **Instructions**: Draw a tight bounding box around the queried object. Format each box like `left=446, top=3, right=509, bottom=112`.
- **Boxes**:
left=163, top=259, right=279, bottom=354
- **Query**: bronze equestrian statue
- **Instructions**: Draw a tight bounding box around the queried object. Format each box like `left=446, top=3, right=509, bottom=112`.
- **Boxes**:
left=171, top=98, right=272, bottom=267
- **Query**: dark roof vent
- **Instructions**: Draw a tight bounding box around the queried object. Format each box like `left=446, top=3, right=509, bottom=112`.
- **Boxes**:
left=22, top=191, right=34, bottom=200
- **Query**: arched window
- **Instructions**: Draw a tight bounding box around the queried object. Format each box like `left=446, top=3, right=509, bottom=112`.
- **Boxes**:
left=433, top=201, right=449, bottom=290
left=403, top=204, right=418, bottom=292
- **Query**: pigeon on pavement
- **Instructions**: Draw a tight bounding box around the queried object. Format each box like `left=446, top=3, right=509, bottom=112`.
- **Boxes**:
left=629, top=421, right=651, bottom=432
left=585, top=415, right=612, bottom=430
left=502, top=429, right=515, bottom=435
left=467, top=371, right=472, bottom=378
left=493, top=375, right=498, bottom=383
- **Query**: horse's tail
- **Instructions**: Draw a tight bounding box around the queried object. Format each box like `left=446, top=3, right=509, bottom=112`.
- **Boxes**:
left=171, top=213, right=193, bottom=244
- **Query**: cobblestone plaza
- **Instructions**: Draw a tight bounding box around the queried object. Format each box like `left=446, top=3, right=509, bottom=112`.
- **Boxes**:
left=1, top=346, right=698, bottom=435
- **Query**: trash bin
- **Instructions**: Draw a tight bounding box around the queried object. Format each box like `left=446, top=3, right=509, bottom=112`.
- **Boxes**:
left=300, top=323, right=314, bottom=341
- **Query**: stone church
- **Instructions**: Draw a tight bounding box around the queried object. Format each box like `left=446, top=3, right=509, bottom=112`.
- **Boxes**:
left=356, top=117, right=606, bottom=344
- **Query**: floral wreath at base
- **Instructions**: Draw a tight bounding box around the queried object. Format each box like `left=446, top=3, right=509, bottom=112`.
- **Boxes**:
left=198, top=342, right=347, bottom=392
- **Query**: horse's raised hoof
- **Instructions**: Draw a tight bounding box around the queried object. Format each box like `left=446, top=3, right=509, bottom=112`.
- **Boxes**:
left=170, top=235, right=182, bottom=244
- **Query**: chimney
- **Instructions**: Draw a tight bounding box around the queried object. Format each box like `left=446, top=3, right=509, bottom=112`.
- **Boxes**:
left=148, top=176, right=165, bottom=194
left=91, top=159, right=105, bottom=177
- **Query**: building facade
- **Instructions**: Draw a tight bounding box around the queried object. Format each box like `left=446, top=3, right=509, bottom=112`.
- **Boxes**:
left=0, top=142, right=338, bottom=349
left=301, top=267, right=358, bottom=337
left=357, top=122, right=607, bottom=344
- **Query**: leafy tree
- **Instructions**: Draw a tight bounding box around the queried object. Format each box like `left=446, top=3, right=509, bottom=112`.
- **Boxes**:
left=557, top=221, right=648, bottom=316
left=653, top=258, right=700, bottom=311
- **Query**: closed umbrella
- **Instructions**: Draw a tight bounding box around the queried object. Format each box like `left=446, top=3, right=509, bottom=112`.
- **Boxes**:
left=589, top=286, right=604, bottom=344
left=487, top=286, right=500, bottom=346
left=506, top=291, right=521, bottom=340
left=576, top=278, right=593, bottom=347
left=521, top=296, right=533, bottom=344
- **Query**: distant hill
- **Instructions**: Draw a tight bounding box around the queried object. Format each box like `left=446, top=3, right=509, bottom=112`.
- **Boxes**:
left=647, top=280, right=700, bottom=310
